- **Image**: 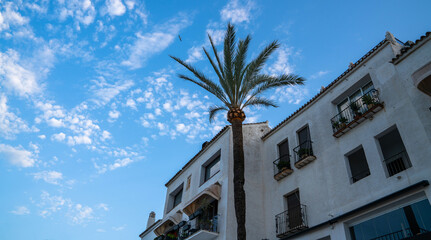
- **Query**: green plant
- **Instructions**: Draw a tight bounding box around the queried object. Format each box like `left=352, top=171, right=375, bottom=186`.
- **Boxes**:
left=332, top=120, right=340, bottom=129
left=276, top=160, right=290, bottom=170
left=361, top=94, right=375, bottom=105
left=350, top=102, right=360, bottom=113
left=339, top=116, right=348, bottom=124
left=297, top=148, right=310, bottom=157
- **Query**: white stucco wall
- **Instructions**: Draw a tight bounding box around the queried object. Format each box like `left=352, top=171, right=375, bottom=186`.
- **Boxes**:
left=261, top=37, right=431, bottom=240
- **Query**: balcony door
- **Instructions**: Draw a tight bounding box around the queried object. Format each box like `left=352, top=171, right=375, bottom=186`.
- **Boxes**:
left=278, top=139, right=289, bottom=162
left=286, top=191, right=301, bottom=229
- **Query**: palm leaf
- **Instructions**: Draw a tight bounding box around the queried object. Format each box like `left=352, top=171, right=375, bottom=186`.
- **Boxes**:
left=209, top=105, right=228, bottom=122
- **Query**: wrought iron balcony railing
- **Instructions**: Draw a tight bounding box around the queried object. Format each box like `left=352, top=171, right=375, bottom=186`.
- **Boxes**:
left=273, top=154, right=293, bottom=180
left=275, top=205, right=308, bottom=238
left=293, top=140, right=316, bottom=168
left=384, top=150, right=411, bottom=177
left=331, top=89, right=384, bottom=138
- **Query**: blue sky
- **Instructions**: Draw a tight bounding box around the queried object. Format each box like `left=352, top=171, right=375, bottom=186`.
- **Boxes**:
left=0, top=0, right=430, bottom=239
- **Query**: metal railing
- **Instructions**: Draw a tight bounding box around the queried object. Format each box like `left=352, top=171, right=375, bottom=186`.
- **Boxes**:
left=384, top=150, right=411, bottom=177
left=370, top=227, right=428, bottom=240
left=178, top=215, right=218, bottom=239
left=331, top=89, right=381, bottom=133
left=293, top=140, right=314, bottom=163
left=275, top=205, right=308, bottom=237
left=273, top=154, right=292, bottom=176
left=351, top=169, right=371, bottom=183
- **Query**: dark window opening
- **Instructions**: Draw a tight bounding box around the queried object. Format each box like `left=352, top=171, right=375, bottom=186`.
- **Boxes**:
left=347, top=147, right=370, bottom=183
left=204, top=155, right=220, bottom=182
left=378, top=128, right=411, bottom=177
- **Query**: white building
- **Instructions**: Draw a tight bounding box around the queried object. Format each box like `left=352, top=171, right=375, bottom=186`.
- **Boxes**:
left=139, top=31, right=431, bottom=240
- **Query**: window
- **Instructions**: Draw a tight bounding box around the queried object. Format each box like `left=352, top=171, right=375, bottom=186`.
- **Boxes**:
left=173, top=189, right=182, bottom=208
left=349, top=199, right=431, bottom=240
left=285, top=191, right=302, bottom=229
left=278, top=139, right=290, bottom=165
left=377, top=127, right=411, bottom=176
left=201, top=151, right=221, bottom=185
left=346, top=147, right=370, bottom=183
left=336, top=81, right=374, bottom=114
left=204, top=155, right=220, bottom=182
left=168, top=184, right=183, bottom=212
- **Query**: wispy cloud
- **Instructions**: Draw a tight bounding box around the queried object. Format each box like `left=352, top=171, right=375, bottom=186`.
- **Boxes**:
left=11, top=206, right=30, bottom=215
left=105, top=0, right=126, bottom=17
left=121, top=14, right=192, bottom=69
left=0, top=144, right=36, bottom=168
left=220, top=0, right=255, bottom=24
left=0, top=94, right=37, bottom=139
left=32, top=171, right=63, bottom=185
left=310, top=70, right=329, bottom=79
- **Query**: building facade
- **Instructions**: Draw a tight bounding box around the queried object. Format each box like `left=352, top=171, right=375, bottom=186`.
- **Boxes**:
left=139, top=31, right=431, bottom=240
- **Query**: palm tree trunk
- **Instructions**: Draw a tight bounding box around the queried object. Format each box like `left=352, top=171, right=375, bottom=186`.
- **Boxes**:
left=231, top=119, right=246, bottom=240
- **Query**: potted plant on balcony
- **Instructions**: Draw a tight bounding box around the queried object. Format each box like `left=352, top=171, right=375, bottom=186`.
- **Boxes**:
left=362, top=94, right=376, bottom=110
left=165, top=232, right=178, bottom=240
left=339, top=116, right=348, bottom=129
left=276, top=159, right=290, bottom=172
left=350, top=102, right=361, bottom=119
left=297, top=148, right=311, bottom=160
left=332, top=120, right=340, bottom=131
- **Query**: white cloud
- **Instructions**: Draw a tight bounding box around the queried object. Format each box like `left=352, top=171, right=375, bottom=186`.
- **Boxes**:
left=90, top=78, right=134, bottom=107
left=11, top=206, right=30, bottom=215
left=58, top=0, right=96, bottom=26
left=101, top=130, right=111, bottom=141
left=310, top=70, right=329, bottom=79
left=125, top=98, right=137, bottom=110
left=109, top=158, right=133, bottom=170
left=38, top=134, right=46, bottom=139
left=96, top=229, right=106, bottom=232
left=71, top=204, right=94, bottom=224
left=97, top=203, right=109, bottom=211
left=0, top=50, right=39, bottom=96
left=51, top=132, right=66, bottom=142
left=0, top=144, right=36, bottom=167
left=108, top=109, right=120, bottom=120
left=38, top=191, right=96, bottom=225
left=271, top=86, right=309, bottom=105
left=122, top=15, right=191, bottom=69
left=0, top=2, right=29, bottom=32
left=220, top=0, right=254, bottom=24
left=0, top=94, right=34, bottom=139
left=125, top=1, right=135, bottom=10
left=67, top=135, right=92, bottom=146
left=106, top=0, right=126, bottom=17
left=33, top=171, right=63, bottom=185
left=267, top=47, right=294, bottom=76
left=113, top=225, right=126, bottom=231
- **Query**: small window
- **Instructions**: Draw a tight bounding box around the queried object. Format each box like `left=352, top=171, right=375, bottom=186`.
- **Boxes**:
left=204, top=155, right=220, bottom=182
left=173, top=189, right=182, bottom=208
left=347, top=147, right=370, bottom=183
left=186, top=175, right=191, bottom=190
left=167, top=184, right=183, bottom=212
left=378, top=127, right=411, bottom=177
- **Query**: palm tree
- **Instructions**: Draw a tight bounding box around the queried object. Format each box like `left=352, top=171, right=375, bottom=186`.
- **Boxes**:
left=170, top=23, right=304, bottom=240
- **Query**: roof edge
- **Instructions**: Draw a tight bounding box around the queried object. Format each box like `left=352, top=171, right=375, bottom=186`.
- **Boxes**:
left=262, top=39, right=390, bottom=140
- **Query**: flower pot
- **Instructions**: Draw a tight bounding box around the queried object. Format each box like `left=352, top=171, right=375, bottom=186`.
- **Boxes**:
left=367, top=103, right=375, bottom=109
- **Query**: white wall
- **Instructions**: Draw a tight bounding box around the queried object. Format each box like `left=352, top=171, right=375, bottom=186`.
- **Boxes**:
left=261, top=39, right=431, bottom=239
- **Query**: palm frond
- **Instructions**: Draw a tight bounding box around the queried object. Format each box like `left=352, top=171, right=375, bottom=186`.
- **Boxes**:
left=170, top=55, right=229, bottom=104
left=208, top=34, right=225, bottom=79
left=209, top=105, right=228, bottom=122
left=234, top=35, right=251, bottom=105
left=223, top=23, right=236, bottom=105
left=242, top=96, right=278, bottom=109
left=178, top=74, right=229, bottom=105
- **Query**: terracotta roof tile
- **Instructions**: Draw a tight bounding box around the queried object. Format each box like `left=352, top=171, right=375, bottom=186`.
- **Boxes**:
left=391, top=31, right=431, bottom=63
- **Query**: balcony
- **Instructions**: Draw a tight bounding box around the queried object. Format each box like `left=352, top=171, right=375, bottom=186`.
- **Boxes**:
left=331, top=89, right=384, bottom=138
left=293, top=140, right=316, bottom=169
left=180, top=215, right=218, bottom=240
left=384, top=150, right=411, bottom=177
left=273, top=154, right=293, bottom=180
left=275, top=205, right=308, bottom=238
